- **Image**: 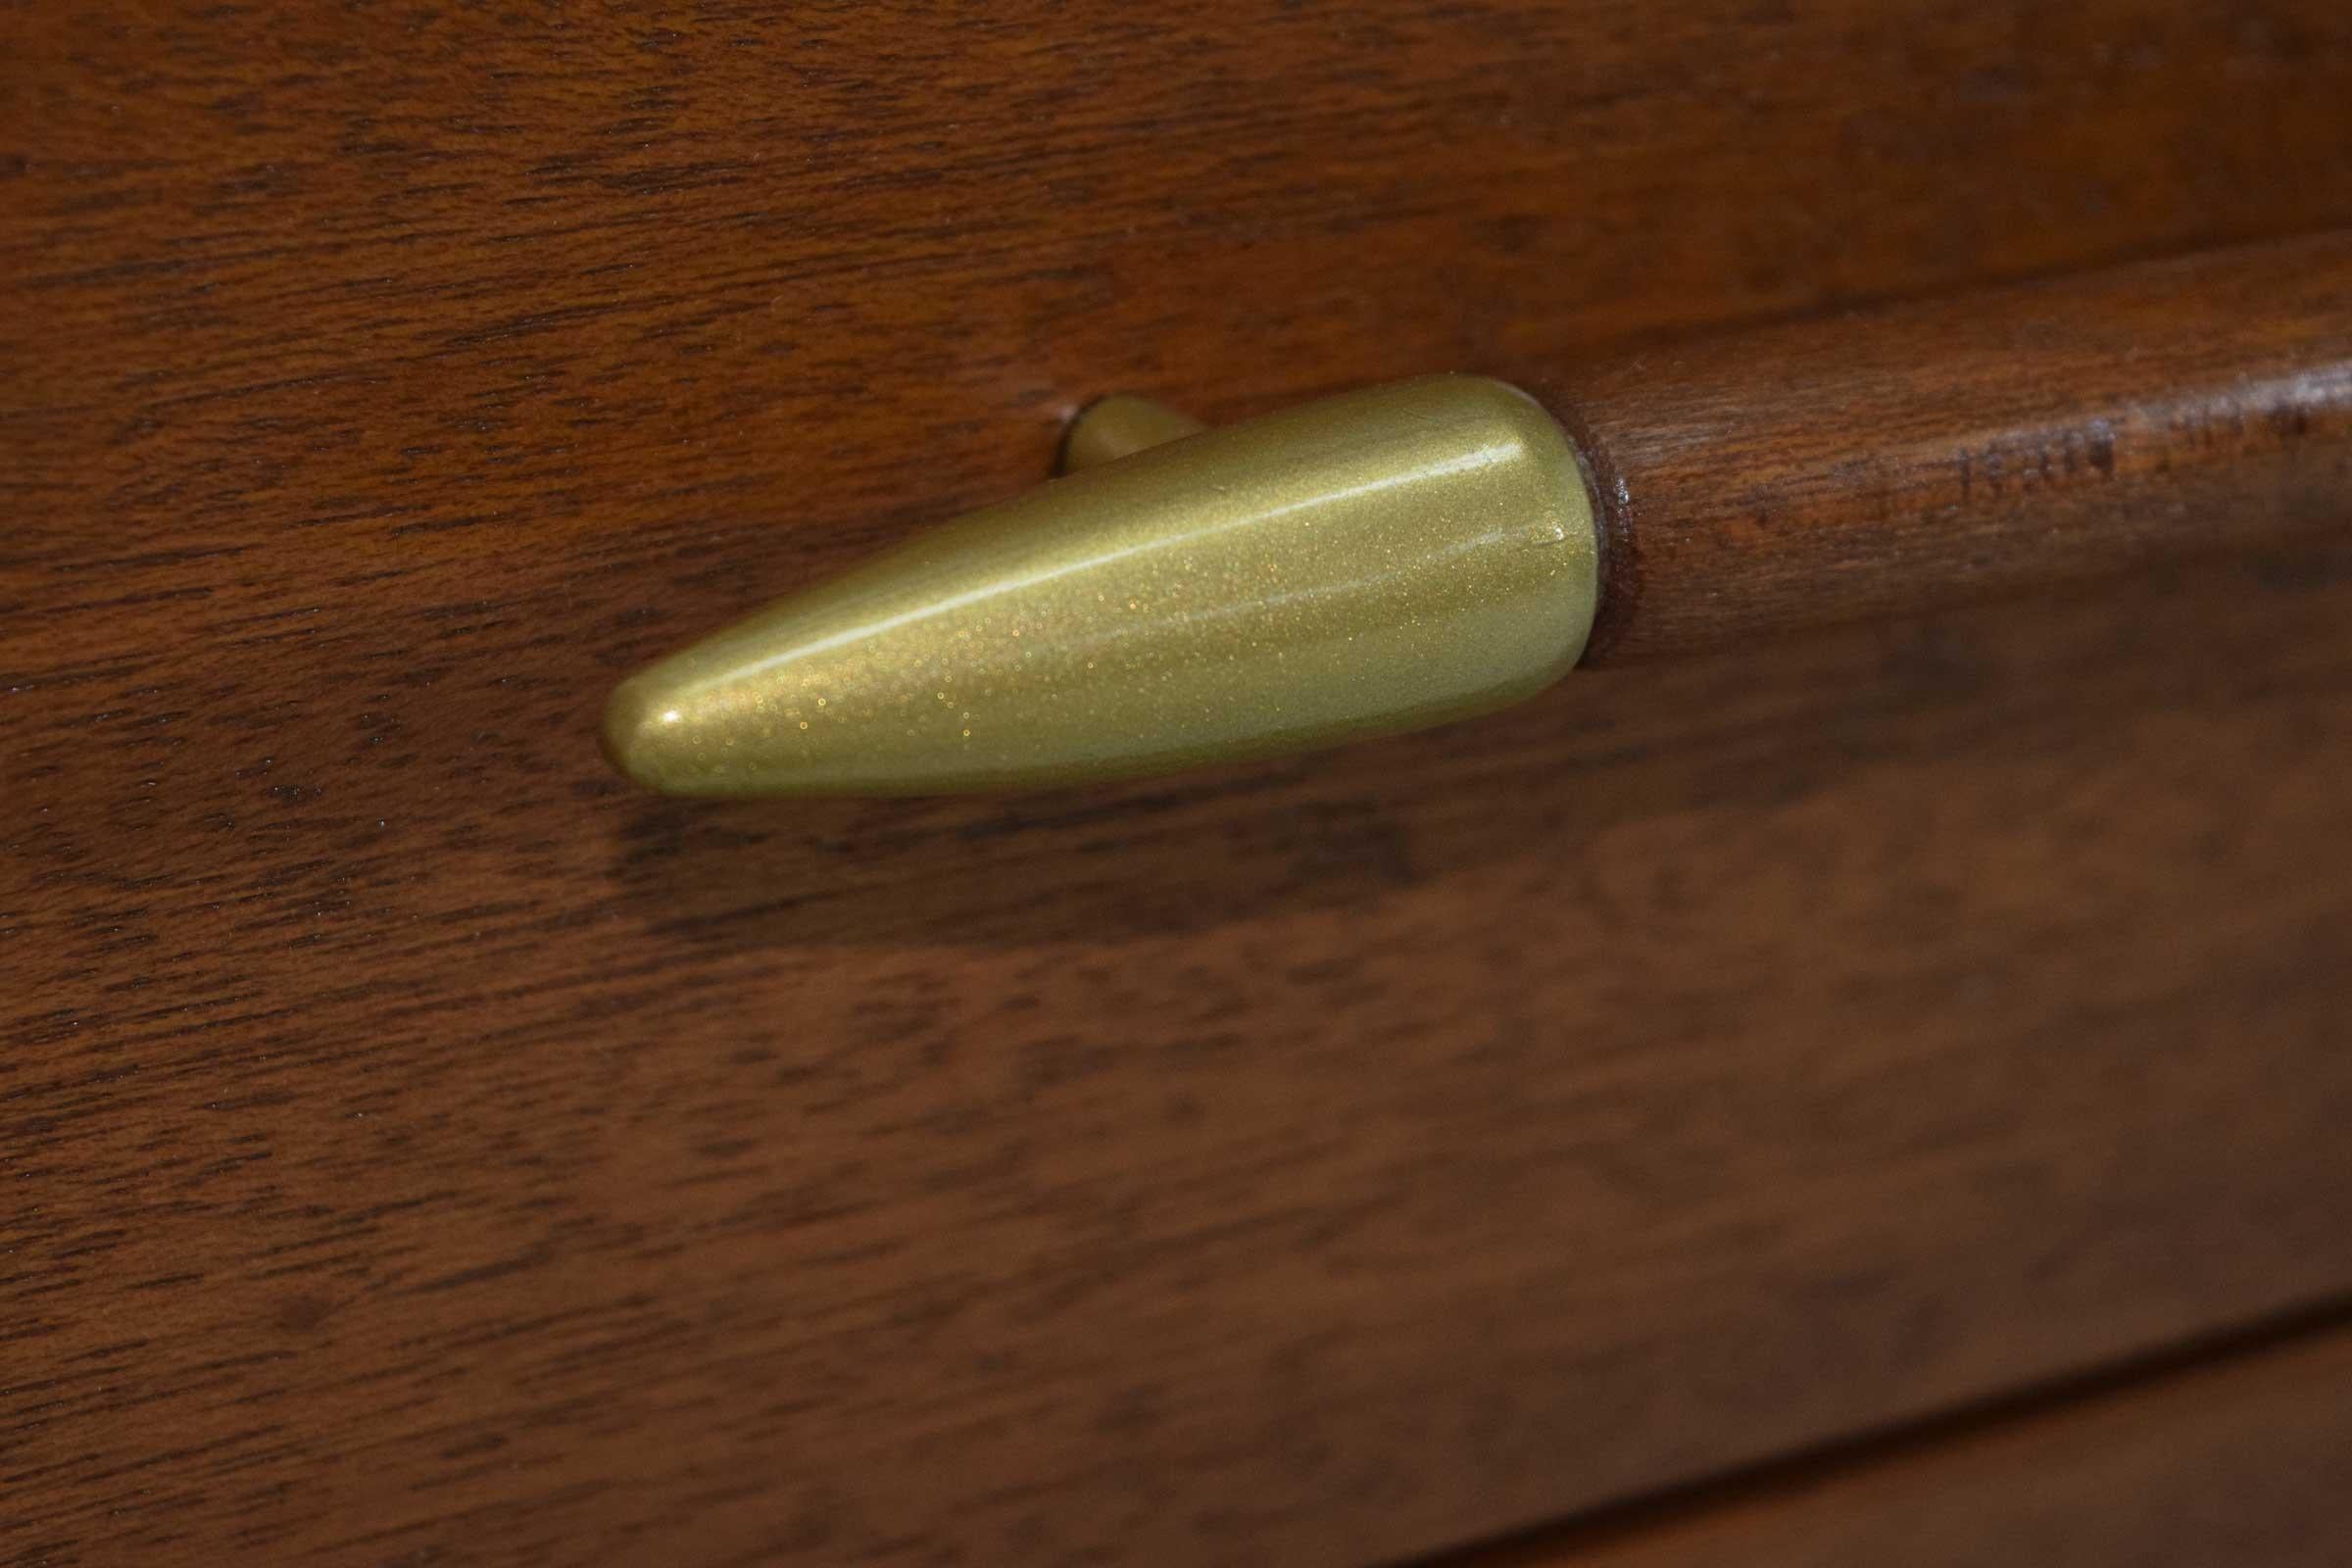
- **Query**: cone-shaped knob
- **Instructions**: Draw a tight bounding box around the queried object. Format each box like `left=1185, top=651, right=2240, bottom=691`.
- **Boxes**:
left=603, top=375, right=1599, bottom=796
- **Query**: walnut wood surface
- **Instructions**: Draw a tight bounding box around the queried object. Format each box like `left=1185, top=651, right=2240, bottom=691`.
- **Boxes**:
left=1468, top=1322, right=2352, bottom=1568
left=9, top=5, right=2352, bottom=1566
left=1564, top=234, right=2352, bottom=662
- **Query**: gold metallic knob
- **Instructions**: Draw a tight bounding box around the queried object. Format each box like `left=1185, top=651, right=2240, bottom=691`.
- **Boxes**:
left=603, top=375, right=1600, bottom=796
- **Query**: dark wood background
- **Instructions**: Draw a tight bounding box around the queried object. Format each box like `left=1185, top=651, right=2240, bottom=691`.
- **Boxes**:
left=8, top=5, right=2352, bottom=1564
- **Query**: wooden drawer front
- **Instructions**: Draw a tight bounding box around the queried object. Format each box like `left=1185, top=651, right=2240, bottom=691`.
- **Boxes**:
left=10, top=5, right=2352, bottom=1564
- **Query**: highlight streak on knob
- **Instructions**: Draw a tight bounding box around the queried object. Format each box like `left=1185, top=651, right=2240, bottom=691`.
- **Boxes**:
left=602, top=375, right=1599, bottom=797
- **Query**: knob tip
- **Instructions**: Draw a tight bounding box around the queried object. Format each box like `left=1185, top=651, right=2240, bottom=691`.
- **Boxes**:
left=599, top=677, right=678, bottom=793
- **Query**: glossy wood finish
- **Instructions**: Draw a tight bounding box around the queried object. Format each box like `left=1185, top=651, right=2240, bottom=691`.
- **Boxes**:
left=1565, top=234, right=2352, bottom=662
left=1471, top=1322, right=2352, bottom=1568
left=14, top=545, right=2352, bottom=1566
left=9, top=5, right=2352, bottom=1565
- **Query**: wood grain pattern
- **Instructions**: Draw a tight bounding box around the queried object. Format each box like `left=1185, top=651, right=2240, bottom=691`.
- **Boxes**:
left=14, top=544, right=2352, bottom=1568
left=1466, top=1321, right=2352, bottom=1567
left=1563, top=233, right=2352, bottom=662
left=8, top=4, right=2352, bottom=1565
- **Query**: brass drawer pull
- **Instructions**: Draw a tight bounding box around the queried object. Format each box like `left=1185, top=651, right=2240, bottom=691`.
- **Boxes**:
left=604, top=376, right=1599, bottom=796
